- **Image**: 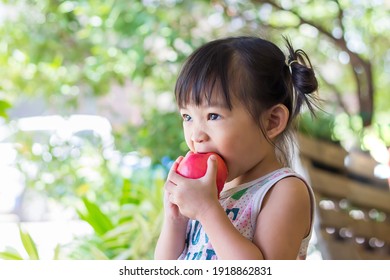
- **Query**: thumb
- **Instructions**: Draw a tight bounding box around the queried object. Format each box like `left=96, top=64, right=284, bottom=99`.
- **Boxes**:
left=204, top=154, right=218, bottom=183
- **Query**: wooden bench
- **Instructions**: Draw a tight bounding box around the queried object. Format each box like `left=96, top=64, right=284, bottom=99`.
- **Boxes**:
left=298, top=134, right=390, bottom=260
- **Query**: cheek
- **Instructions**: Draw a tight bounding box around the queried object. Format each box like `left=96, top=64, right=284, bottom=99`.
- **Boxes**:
left=183, top=126, right=194, bottom=149
left=221, top=132, right=264, bottom=174
left=217, top=135, right=245, bottom=171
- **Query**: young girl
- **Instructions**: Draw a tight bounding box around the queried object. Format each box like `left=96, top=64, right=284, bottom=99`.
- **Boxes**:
left=154, top=36, right=319, bottom=260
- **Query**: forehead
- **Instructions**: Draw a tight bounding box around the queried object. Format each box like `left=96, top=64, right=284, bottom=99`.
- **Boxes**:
left=178, top=86, right=233, bottom=109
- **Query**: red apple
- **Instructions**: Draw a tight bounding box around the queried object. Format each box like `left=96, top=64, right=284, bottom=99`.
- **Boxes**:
left=176, top=152, right=228, bottom=197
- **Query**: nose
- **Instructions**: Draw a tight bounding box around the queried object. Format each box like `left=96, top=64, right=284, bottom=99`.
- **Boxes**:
left=190, top=125, right=208, bottom=143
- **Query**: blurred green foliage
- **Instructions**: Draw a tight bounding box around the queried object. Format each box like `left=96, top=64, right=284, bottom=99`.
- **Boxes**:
left=0, top=165, right=165, bottom=260
left=1, top=0, right=389, bottom=149
left=298, top=111, right=337, bottom=143
left=67, top=168, right=165, bottom=260
left=0, top=100, right=11, bottom=118
left=13, top=128, right=122, bottom=206
left=115, top=110, right=186, bottom=165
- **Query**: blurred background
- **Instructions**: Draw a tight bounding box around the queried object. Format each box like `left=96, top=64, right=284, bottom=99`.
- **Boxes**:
left=0, top=0, right=389, bottom=260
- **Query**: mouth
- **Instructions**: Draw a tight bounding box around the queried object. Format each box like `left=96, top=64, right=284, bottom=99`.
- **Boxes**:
left=195, top=150, right=226, bottom=161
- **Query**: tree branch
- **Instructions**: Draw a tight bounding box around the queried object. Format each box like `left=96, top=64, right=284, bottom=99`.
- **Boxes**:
left=252, top=0, right=374, bottom=126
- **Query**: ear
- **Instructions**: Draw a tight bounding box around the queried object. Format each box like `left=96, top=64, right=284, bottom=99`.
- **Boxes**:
left=263, top=104, right=289, bottom=139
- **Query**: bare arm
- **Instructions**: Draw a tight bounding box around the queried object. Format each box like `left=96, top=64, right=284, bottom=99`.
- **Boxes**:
left=253, top=177, right=312, bottom=259
left=198, top=176, right=311, bottom=259
left=197, top=203, right=264, bottom=259
left=154, top=158, right=189, bottom=260
left=154, top=211, right=188, bottom=259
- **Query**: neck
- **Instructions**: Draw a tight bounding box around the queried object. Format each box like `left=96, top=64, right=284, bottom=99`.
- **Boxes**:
left=225, top=158, right=283, bottom=190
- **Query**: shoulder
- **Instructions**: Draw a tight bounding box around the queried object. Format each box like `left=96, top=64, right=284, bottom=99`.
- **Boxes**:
left=256, top=168, right=311, bottom=204
left=264, top=175, right=311, bottom=210
left=247, top=169, right=311, bottom=211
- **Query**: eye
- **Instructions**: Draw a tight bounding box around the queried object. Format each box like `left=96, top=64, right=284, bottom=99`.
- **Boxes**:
left=182, top=114, right=192, bottom=122
left=208, top=113, right=221, bottom=121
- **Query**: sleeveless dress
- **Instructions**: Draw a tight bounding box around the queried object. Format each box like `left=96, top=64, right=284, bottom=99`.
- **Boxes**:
left=178, top=168, right=315, bottom=260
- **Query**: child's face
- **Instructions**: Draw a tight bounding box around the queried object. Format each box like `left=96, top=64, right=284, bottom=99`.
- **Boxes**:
left=179, top=93, right=277, bottom=184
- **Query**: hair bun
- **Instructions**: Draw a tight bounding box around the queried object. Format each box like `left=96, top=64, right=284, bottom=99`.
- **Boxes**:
left=284, top=36, right=319, bottom=117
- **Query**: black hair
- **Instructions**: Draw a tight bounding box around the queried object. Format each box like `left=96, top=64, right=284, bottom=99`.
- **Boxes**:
left=175, top=36, right=319, bottom=166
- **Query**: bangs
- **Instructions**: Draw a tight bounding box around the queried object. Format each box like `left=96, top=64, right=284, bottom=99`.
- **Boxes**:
left=175, top=40, right=234, bottom=109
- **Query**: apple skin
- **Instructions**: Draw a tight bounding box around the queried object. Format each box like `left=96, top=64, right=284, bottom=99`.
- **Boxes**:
left=176, top=152, right=228, bottom=197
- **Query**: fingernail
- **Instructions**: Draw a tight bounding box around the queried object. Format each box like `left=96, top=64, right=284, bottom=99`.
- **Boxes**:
left=209, top=155, right=216, bottom=161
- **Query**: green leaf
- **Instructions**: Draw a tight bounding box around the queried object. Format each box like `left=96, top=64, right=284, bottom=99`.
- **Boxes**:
left=103, top=221, right=135, bottom=241
left=53, top=244, right=61, bottom=260
left=0, top=100, right=12, bottom=119
left=19, top=226, right=39, bottom=260
left=0, top=247, right=24, bottom=260
left=89, top=246, right=109, bottom=260
left=77, top=197, right=114, bottom=236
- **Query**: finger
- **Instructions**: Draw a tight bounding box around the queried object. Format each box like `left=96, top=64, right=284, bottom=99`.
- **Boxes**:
left=172, top=156, right=184, bottom=171
left=165, top=179, right=177, bottom=194
left=205, top=154, right=218, bottom=182
left=169, top=155, right=195, bottom=186
left=167, top=192, right=175, bottom=204
left=167, top=156, right=184, bottom=181
left=165, top=183, right=181, bottom=206
left=163, top=190, right=174, bottom=205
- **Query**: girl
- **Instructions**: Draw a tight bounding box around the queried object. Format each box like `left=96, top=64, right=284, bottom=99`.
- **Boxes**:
left=154, top=36, right=319, bottom=260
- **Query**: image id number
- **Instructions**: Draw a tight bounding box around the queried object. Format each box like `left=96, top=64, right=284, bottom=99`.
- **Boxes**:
left=212, top=266, right=272, bottom=276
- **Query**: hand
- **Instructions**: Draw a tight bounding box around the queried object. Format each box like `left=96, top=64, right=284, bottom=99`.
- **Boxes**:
left=163, top=156, right=189, bottom=225
left=165, top=154, right=220, bottom=220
